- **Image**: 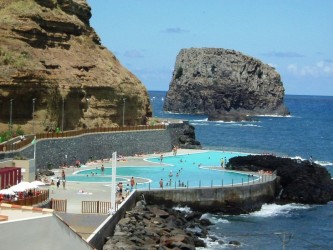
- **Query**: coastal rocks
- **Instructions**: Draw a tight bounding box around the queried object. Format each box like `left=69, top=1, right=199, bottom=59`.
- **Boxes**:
left=164, top=48, right=289, bottom=121
left=0, top=0, right=151, bottom=133
left=227, top=155, right=333, bottom=204
left=168, top=122, right=201, bottom=149
left=103, top=202, right=206, bottom=250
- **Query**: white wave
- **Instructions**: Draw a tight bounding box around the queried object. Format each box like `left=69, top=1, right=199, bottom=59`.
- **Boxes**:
left=190, top=123, right=210, bottom=126
left=172, top=205, right=192, bottom=214
left=200, top=213, right=230, bottom=224
left=253, top=114, right=294, bottom=118
left=196, top=236, right=227, bottom=250
left=192, top=118, right=209, bottom=122
left=228, top=123, right=262, bottom=128
left=289, top=157, right=333, bottom=166
left=315, top=160, right=333, bottom=166
left=248, top=203, right=310, bottom=217
left=291, top=155, right=306, bottom=161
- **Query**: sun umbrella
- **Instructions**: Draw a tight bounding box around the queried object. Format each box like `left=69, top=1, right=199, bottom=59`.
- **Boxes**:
left=9, top=181, right=39, bottom=192
left=31, top=180, right=46, bottom=186
left=0, top=189, right=15, bottom=195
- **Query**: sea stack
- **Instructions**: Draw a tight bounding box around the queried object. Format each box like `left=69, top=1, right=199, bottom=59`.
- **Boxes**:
left=164, top=48, right=289, bottom=121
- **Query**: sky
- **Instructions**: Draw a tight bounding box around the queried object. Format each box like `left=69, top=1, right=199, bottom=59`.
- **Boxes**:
left=87, top=0, right=333, bottom=96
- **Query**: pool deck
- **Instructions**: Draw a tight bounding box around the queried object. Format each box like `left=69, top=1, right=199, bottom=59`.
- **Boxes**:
left=41, top=149, right=206, bottom=212
left=37, top=149, right=207, bottom=239
left=37, top=149, right=266, bottom=240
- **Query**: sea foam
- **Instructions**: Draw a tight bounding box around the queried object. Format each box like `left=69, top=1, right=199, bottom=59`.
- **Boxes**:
left=248, top=203, right=310, bottom=217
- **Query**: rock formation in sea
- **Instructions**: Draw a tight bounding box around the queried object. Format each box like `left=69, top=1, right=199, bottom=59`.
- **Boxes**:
left=0, top=0, right=151, bottom=134
left=227, top=155, right=333, bottom=204
left=164, top=48, right=289, bottom=121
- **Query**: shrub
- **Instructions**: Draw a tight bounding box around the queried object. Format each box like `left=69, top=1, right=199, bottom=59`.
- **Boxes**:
left=175, top=67, right=183, bottom=80
left=257, top=69, right=263, bottom=78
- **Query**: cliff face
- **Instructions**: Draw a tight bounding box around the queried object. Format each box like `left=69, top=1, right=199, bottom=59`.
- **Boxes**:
left=164, top=48, right=289, bottom=121
left=0, top=0, right=151, bottom=134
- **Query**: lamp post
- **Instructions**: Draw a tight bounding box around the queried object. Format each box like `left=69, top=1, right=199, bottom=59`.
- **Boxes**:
left=151, top=96, right=155, bottom=117
left=9, top=99, right=13, bottom=137
left=61, top=97, right=64, bottom=132
left=32, top=98, right=36, bottom=134
left=122, top=98, right=126, bottom=127
left=86, top=98, right=90, bottom=110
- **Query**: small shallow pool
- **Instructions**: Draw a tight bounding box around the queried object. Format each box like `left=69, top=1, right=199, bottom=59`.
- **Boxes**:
left=66, top=151, right=258, bottom=189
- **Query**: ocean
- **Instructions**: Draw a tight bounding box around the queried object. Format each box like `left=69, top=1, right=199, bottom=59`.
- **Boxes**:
left=149, top=91, right=333, bottom=250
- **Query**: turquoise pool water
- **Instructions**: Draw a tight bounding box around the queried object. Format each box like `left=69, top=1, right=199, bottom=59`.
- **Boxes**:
left=66, top=151, right=257, bottom=189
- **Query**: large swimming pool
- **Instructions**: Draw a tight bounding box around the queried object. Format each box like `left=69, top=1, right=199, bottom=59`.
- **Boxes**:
left=66, top=151, right=258, bottom=189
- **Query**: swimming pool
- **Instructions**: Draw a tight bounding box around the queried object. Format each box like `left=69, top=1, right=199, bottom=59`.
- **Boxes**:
left=66, top=151, right=258, bottom=189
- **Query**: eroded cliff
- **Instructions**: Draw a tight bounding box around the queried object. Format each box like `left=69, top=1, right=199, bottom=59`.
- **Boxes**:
left=164, top=48, right=289, bottom=121
left=0, top=0, right=151, bottom=134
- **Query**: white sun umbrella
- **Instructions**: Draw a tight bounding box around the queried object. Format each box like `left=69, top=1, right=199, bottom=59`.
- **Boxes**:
left=0, top=189, right=15, bottom=195
left=31, top=180, right=46, bottom=186
left=10, top=181, right=39, bottom=192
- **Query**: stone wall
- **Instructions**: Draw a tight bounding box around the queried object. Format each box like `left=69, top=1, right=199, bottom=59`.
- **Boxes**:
left=33, top=129, right=171, bottom=169
left=0, top=123, right=199, bottom=169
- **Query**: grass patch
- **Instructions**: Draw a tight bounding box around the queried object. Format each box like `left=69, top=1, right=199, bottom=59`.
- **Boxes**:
left=0, top=47, right=31, bottom=69
left=3, top=0, right=41, bottom=16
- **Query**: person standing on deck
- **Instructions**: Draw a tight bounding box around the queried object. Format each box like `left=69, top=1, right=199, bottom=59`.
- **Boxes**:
left=130, top=177, right=135, bottom=191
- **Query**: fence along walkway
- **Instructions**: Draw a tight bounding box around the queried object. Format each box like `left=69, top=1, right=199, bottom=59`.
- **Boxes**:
left=51, top=198, right=67, bottom=212
left=82, top=201, right=114, bottom=214
left=0, top=124, right=166, bottom=152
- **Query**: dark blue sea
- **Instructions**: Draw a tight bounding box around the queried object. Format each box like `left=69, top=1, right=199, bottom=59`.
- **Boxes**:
left=149, top=91, right=333, bottom=250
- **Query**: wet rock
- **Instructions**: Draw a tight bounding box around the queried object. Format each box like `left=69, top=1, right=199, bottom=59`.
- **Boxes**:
left=229, top=240, right=241, bottom=246
left=228, top=154, right=333, bottom=204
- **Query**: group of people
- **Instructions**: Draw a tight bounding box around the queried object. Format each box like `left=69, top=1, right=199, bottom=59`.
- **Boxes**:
left=220, top=157, right=228, bottom=168
left=116, top=177, right=136, bottom=197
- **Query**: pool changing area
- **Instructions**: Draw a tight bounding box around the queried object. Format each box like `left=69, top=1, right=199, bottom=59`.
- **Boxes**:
left=66, top=151, right=259, bottom=189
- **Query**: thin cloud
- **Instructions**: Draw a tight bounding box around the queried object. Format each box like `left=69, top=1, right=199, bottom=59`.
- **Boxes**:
left=287, top=61, right=333, bottom=77
left=162, top=27, right=188, bottom=34
left=323, top=59, right=333, bottom=63
left=123, top=50, right=144, bottom=58
left=263, top=51, right=304, bottom=58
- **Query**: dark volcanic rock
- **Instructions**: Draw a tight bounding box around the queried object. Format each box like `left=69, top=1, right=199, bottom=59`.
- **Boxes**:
left=164, top=48, right=289, bottom=121
left=208, top=110, right=253, bottom=122
left=103, top=202, right=206, bottom=250
left=227, top=155, right=333, bottom=204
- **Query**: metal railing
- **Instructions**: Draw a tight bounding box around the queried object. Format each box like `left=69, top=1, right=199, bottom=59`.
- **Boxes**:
left=139, top=172, right=276, bottom=191
left=0, top=124, right=166, bottom=152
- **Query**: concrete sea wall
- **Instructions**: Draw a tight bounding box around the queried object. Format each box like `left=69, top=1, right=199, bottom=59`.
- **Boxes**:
left=137, top=179, right=278, bottom=214
left=87, top=191, right=138, bottom=250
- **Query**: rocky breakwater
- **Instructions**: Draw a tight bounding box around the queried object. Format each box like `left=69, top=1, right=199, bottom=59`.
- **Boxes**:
left=0, top=0, right=151, bottom=133
left=227, top=155, right=333, bottom=204
left=104, top=201, right=242, bottom=250
left=164, top=48, right=289, bottom=121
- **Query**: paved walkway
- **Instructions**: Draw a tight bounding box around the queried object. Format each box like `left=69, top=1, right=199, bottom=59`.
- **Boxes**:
left=40, top=149, right=205, bottom=213
left=38, top=149, right=205, bottom=239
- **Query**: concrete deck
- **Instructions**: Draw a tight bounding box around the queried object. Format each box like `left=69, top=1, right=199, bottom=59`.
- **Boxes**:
left=39, top=149, right=206, bottom=239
